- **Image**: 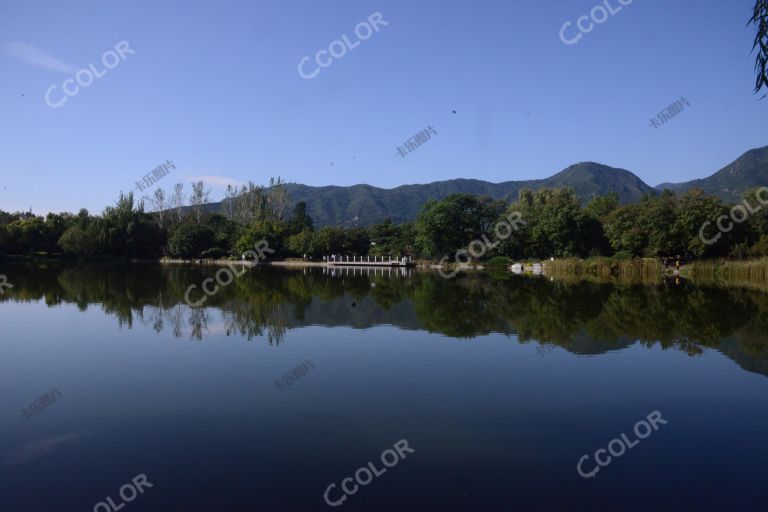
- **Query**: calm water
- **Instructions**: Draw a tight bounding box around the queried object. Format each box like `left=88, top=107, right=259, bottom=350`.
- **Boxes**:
left=1, top=262, right=767, bottom=511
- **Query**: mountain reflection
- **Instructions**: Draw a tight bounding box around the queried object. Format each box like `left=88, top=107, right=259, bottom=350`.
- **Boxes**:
left=2, top=262, right=767, bottom=376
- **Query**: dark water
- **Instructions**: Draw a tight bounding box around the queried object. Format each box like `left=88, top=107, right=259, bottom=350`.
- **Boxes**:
left=1, top=262, right=767, bottom=512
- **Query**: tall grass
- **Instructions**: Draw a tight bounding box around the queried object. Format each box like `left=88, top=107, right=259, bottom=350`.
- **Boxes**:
left=537, top=257, right=768, bottom=290
left=545, top=257, right=663, bottom=283
left=686, top=259, right=768, bottom=287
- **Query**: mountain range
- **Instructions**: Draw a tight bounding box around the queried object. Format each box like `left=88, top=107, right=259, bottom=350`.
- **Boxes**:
left=210, top=146, right=767, bottom=227
left=655, top=146, right=768, bottom=203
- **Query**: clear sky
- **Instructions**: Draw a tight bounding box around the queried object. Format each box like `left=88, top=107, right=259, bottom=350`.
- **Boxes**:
left=1, top=0, right=765, bottom=214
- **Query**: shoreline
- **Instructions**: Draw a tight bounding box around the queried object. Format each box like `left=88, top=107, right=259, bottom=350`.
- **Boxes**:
left=4, top=255, right=768, bottom=284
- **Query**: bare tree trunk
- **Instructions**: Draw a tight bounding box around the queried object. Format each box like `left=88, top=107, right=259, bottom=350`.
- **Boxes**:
left=149, top=188, right=168, bottom=229
left=268, top=176, right=290, bottom=222
left=190, top=180, right=210, bottom=225
left=172, top=183, right=186, bottom=223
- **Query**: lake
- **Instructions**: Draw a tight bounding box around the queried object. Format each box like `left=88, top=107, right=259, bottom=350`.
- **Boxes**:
left=1, top=262, right=767, bottom=511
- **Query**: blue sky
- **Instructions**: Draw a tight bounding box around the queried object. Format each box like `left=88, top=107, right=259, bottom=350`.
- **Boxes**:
left=0, top=0, right=765, bottom=214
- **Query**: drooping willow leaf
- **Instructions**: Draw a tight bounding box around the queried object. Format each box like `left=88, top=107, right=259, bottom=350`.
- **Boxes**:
left=749, top=0, right=768, bottom=97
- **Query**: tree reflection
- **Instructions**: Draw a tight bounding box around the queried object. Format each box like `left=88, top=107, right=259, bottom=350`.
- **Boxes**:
left=1, top=262, right=768, bottom=376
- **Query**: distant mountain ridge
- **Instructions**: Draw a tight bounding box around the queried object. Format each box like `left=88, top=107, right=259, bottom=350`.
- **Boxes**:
left=207, top=146, right=767, bottom=227
left=655, top=146, right=768, bottom=203
left=274, top=162, right=654, bottom=226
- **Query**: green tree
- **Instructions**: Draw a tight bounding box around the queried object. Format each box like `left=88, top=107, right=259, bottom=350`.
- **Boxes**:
left=415, top=194, right=506, bottom=257
left=287, top=201, right=314, bottom=234
left=286, top=230, right=314, bottom=257
left=510, top=188, right=599, bottom=258
left=4, top=217, right=47, bottom=254
left=309, top=227, right=346, bottom=257
left=674, top=190, right=731, bottom=258
left=95, top=192, right=164, bottom=257
left=235, top=219, right=288, bottom=257
left=168, top=224, right=216, bottom=258
left=59, top=226, right=98, bottom=256
left=605, top=203, right=648, bottom=256
left=585, top=193, right=619, bottom=221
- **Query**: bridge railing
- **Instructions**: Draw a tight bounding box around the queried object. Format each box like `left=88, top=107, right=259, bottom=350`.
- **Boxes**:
left=323, top=255, right=412, bottom=264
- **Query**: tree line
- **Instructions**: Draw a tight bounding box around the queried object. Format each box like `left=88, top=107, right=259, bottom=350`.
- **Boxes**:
left=3, top=261, right=768, bottom=363
left=1, top=181, right=767, bottom=261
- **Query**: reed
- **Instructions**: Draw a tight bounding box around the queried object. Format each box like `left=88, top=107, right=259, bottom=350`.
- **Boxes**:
left=545, top=257, right=663, bottom=282
left=686, top=259, right=768, bottom=286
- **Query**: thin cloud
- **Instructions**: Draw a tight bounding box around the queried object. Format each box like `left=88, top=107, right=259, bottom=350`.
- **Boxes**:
left=2, top=42, right=78, bottom=74
left=1, top=433, right=83, bottom=466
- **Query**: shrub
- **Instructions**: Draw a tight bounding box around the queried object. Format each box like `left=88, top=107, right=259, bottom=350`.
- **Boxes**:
left=485, top=256, right=511, bottom=267
left=201, top=247, right=226, bottom=259
left=751, top=235, right=768, bottom=257
left=168, top=224, right=216, bottom=259
left=58, top=226, right=98, bottom=256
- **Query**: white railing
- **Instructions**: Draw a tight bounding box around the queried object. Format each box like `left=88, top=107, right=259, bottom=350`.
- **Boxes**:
left=325, top=255, right=411, bottom=264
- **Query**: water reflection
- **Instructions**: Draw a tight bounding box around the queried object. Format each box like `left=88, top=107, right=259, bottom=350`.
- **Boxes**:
left=1, top=261, right=767, bottom=376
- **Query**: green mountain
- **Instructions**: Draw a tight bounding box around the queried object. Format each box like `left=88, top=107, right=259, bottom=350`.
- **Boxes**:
left=205, top=147, right=766, bottom=226
left=655, top=146, right=768, bottom=203
left=538, top=162, right=655, bottom=203
left=266, top=162, right=656, bottom=227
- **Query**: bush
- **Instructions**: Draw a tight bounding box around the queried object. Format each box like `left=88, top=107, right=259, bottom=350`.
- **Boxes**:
left=58, top=226, right=98, bottom=256
left=612, top=250, right=634, bottom=260
left=751, top=235, right=768, bottom=257
left=729, top=242, right=752, bottom=260
left=201, top=247, right=226, bottom=259
left=234, top=220, right=288, bottom=257
left=485, top=256, right=511, bottom=267
left=168, top=224, right=216, bottom=259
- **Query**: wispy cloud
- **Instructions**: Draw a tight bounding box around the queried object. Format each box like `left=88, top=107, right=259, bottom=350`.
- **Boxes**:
left=2, top=433, right=83, bottom=466
left=2, top=42, right=78, bottom=74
